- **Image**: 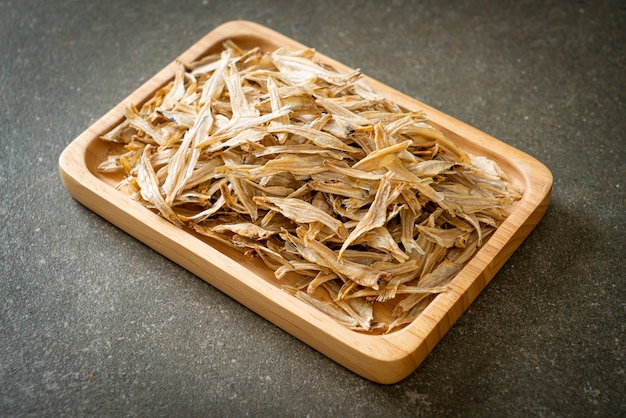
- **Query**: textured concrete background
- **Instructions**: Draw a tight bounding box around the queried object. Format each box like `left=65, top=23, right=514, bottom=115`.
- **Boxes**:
left=1, top=0, right=624, bottom=416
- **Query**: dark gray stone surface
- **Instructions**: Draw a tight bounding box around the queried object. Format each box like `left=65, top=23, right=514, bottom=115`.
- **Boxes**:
left=1, top=0, right=624, bottom=416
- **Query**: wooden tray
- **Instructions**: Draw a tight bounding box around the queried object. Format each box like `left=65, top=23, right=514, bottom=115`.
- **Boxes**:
left=59, top=20, right=552, bottom=384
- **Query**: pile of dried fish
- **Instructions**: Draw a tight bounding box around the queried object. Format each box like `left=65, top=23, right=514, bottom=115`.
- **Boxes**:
left=98, top=41, right=522, bottom=333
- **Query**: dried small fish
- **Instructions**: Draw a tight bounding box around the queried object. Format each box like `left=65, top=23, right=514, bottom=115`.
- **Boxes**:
left=338, top=174, right=404, bottom=257
left=254, top=196, right=347, bottom=239
left=98, top=41, right=521, bottom=334
left=282, top=231, right=390, bottom=290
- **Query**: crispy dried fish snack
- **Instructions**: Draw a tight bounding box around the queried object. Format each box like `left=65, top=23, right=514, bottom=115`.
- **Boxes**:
left=99, top=41, right=521, bottom=334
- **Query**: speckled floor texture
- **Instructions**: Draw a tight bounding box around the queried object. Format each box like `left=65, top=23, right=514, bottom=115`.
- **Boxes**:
left=1, top=0, right=624, bottom=416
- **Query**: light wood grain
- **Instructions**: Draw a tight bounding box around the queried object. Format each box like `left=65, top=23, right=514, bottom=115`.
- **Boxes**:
left=58, top=20, right=552, bottom=384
